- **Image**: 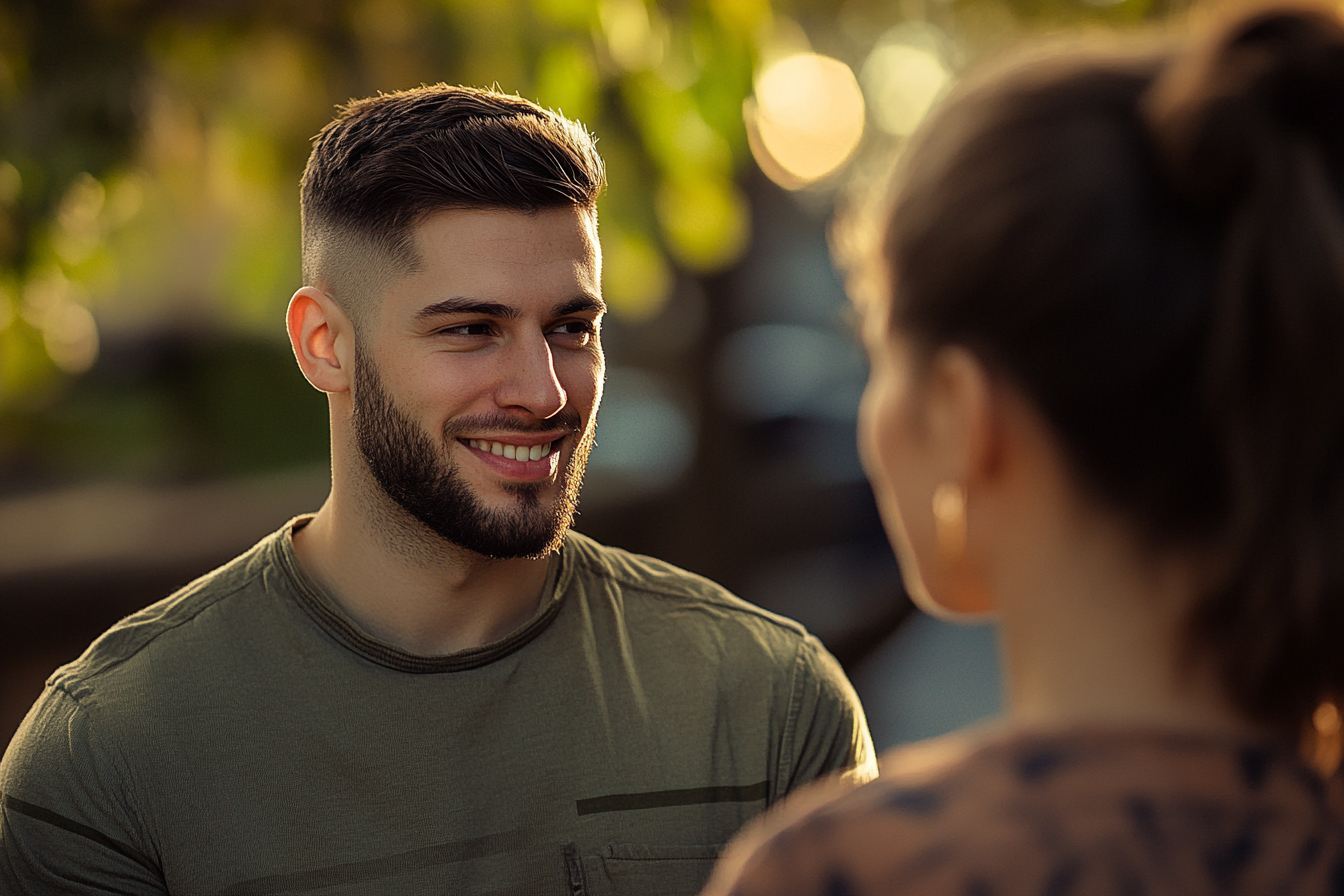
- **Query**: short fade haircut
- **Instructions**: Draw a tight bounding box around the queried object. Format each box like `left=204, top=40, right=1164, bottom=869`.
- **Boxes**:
left=300, top=84, right=606, bottom=327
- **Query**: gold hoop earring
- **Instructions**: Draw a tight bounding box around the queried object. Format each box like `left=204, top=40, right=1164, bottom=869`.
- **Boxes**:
left=932, top=482, right=967, bottom=565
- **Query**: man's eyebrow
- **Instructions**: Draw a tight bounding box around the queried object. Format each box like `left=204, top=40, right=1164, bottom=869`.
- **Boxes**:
left=414, top=298, right=518, bottom=321
left=556, top=296, right=606, bottom=316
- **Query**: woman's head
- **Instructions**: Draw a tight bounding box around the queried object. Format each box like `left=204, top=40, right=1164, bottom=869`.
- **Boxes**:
left=859, top=3, right=1344, bottom=736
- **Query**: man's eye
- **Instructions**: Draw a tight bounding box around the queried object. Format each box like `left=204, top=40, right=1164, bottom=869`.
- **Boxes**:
left=440, top=323, right=494, bottom=336
left=550, top=320, right=596, bottom=337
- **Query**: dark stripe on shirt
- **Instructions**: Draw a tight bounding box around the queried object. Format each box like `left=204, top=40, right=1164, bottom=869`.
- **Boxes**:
left=215, top=827, right=541, bottom=896
left=2, top=792, right=158, bottom=874
left=576, top=780, right=770, bottom=816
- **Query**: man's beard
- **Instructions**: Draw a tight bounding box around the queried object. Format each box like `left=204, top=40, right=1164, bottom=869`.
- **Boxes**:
left=351, top=342, right=592, bottom=559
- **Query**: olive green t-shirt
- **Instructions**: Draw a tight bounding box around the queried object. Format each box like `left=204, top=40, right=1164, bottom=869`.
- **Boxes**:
left=1, top=519, right=875, bottom=895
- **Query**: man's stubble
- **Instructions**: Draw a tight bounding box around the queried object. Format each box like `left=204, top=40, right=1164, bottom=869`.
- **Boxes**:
left=351, top=340, right=594, bottom=559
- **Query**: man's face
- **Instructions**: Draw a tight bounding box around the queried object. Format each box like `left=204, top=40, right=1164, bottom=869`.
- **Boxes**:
left=351, top=206, right=604, bottom=559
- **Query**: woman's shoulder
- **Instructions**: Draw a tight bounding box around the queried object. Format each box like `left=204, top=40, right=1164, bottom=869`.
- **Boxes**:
left=704, top=725, right=1344, bottom=896
left=700, top=727, right=993, bottom=896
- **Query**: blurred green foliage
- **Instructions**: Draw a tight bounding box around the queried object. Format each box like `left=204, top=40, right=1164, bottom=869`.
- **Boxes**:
left=0, top=0, right=1172, bottom=487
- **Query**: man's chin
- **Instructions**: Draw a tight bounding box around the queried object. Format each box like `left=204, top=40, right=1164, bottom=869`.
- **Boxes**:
left=450, top=516, right=569, bottom=561
left=431, top=487, right=576, bottom=560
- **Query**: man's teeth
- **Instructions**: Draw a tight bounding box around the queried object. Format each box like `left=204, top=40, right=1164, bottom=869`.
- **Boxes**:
left=467, top=439, right=554, bottom=461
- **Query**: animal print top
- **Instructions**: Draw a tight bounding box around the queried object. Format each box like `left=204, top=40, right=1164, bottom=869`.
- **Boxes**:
left=702, top=726, right=1344, bottom=896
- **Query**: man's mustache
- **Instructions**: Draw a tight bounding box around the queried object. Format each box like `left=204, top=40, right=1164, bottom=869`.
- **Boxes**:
left=443, top=410, right=584, bottom=438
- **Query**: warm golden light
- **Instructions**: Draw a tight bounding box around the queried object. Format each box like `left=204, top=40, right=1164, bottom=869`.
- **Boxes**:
left=746, top=52, right=865, bottom=189
left=23, top=271, right=100, bottom=375
left=1316, top=701, right=1342, bottom=735
left=1309, top=699, right=1343, bottom=777
left=42, top=301, right=100, bottom=374
left=861, top=40, right=950, bottom=136
left=601, top=228, right=673, bottom=322
left=600, top=0, right=665, bottom=71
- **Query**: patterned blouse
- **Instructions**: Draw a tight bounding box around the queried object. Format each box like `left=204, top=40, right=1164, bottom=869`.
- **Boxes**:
left=702, top=726, right=1344, bottom=896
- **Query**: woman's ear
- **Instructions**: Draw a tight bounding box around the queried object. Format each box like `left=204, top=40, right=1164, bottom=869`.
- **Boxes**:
left=925, top=346, right=1001, bottom=490
left=287, top=287, right=353, bottom=395
left=923, top=345, right=1000, bottom=617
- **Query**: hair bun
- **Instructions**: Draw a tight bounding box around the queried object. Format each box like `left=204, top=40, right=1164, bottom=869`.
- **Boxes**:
left=1143, top=3, right=1344, bottom=216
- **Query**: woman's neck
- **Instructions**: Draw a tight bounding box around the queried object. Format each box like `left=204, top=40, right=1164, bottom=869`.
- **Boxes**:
left=990, top=500, right=1262, bottom=739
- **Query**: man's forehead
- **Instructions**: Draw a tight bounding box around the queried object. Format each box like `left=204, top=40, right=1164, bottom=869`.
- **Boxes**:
left=374, top=207, right=600, bottom=316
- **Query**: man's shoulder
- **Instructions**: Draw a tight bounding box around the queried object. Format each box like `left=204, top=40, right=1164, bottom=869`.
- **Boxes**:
left=561, top=530, right=811, bottom=642
left=49, top=523, right=291, bottom=698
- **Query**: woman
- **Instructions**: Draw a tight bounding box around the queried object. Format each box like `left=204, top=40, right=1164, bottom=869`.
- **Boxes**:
left=705, top=4, right=1344, bottom=893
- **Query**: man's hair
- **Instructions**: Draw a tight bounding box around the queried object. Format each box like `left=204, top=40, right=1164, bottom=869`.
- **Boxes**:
left=300, top=84, right=606, bottom=326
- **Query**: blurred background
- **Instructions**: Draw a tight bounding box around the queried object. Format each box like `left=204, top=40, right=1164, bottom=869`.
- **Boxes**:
left=0, top=0, right=1175, bottom=750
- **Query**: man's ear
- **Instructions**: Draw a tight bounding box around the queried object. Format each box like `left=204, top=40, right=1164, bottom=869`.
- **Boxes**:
left=287, top=287, right=354, bottom=394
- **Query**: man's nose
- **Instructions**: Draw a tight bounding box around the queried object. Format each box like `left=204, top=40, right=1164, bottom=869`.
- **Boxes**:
left=495, top=333, right=567, bottom=419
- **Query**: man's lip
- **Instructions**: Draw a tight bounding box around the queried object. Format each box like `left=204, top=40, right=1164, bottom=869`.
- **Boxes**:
left=461, top=435, right=563, bottom=469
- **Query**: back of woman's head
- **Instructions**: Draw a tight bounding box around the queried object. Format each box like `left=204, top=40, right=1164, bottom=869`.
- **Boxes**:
left=880, top=3, right=1344, bottom=737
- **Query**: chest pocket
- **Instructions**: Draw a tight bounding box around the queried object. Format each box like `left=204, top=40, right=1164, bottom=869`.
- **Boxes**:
left=569, top=843, right=724, bottom=896
left=565, top=779, right=767, bottom=894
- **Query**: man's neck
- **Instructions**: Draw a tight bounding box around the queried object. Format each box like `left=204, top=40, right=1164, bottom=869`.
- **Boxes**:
left=291, top=496, right=554, bottom=656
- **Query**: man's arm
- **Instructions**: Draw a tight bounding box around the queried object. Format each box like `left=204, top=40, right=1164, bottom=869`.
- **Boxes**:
left=1, top=685, right=166, bottom=894
left=696, top=636, right=875, bottom=896
left=775, top=634, right=878, bottom=802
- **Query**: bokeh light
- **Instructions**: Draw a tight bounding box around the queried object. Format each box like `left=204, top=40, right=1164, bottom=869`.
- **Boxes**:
left=589, top=366, right=696, bottom=498
left=0, top=162, right=20, bottom=205
left=41, top=301, right=100, bottom=375
left=716, top=323, right=865, bottom=421
left=655, top=174, right=750, bottom=273
left=23, top=271, right=99, bottom=375
left=746, top=52, right=866, bottom=189
left=600, top=0, right=667, bottom=71
left=601, top=228, right=674, bottom=323
left=860, top=25, right=952, bottom=137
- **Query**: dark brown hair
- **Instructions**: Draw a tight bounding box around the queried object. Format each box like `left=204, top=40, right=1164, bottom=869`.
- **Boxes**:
left=300, top=84, right=605, bottom=323
left=880, top=4, right=1344, bottom=736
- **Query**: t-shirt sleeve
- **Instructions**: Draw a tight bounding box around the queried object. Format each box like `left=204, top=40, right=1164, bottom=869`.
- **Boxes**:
left=1, top=683, right=165, bottom=893
left=775, top=634, right=877, bottom=801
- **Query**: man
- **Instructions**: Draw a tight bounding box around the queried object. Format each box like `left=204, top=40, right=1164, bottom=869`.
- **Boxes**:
left=0, top=85, right=875, bottom=895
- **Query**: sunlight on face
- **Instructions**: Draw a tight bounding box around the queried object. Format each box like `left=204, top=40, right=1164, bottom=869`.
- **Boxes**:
left=858, top=307, right=932, bottom=598
left=353, top=206, right=606, bottom=557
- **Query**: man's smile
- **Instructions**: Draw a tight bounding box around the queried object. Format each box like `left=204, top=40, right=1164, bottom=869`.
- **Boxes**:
left=458, top=433, right=571, bottom=484
left=463, top=437, right=558, bottom=462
